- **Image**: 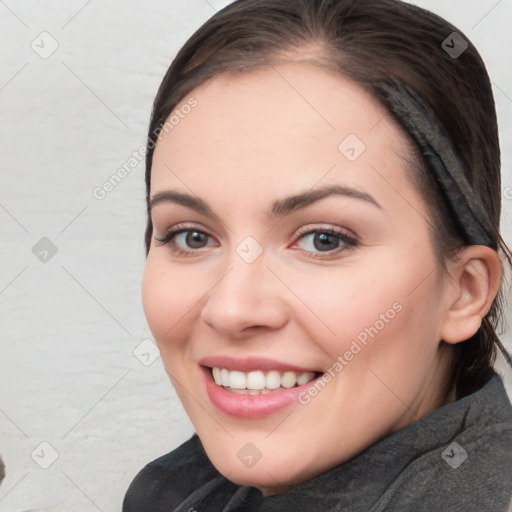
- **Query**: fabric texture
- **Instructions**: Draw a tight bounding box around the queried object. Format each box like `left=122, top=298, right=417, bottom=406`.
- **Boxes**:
left=122, top=366, right=512, bottom=511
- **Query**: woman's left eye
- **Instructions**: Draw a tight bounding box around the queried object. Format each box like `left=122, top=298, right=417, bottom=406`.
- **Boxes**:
left=155, top=225, right=357, bottom=258
left=292, top=227, right=358, bottom=257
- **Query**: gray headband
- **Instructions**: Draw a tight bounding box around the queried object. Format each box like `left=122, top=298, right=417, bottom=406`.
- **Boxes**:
left=376, top=80, right=495, bottom=248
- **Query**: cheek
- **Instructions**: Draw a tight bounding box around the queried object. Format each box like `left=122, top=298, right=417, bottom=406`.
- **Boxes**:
left=286, top=252, right=439, bottom=363
left=288, top=265, right=398, bottom=334
left=141, top=257, right=202, bottom=347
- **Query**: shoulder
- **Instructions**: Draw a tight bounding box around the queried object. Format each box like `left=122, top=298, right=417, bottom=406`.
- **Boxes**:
left=381, top=427, right=512, bottom=512
left=122, top=434, right=226, bottom=512
left=377, top=369, right=512, bottom=511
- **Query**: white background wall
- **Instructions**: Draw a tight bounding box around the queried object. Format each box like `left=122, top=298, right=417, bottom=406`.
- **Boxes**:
left=0, top=1, right=511, bottom=510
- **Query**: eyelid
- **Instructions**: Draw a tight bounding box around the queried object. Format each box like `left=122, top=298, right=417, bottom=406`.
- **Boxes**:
left=155, top=222, right=218, bottom=245
left=156, top=221, right=212, bottom=236
left=293, top=224, right=358, bottom=242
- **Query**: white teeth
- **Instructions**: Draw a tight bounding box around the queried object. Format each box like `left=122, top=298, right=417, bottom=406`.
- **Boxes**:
left=212, top=367, right=221, bottom=385
left=246, top=370, right=266, bottom=390
left=211, top=367, right=317, bottom=393
left=230, top=388, right=248, bottom=395
left=297, top=372, right=316, bottom=386
left=281, top=371, right=297, bottom=389
left=265, top=370, right=281, bottom=390
left=229, top=370, right=247, bottom=390
left=225, top=388, right=265, bottom=395
left=221, top=368, right=230, bottom=387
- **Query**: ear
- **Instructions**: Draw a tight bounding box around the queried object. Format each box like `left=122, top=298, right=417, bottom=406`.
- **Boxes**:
left=440, top=246, right=502, bottom=344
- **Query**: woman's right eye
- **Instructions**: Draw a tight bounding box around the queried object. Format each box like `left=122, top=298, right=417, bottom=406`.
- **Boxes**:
left=155, top=226, right=217, bottom=256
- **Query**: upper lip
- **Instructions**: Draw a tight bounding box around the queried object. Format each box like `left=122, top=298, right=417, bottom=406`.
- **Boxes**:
left=199, top=355, right=321, bottom=373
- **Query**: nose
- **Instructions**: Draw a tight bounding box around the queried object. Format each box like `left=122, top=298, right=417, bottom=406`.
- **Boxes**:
left=200, top=251, right=290, bottom=339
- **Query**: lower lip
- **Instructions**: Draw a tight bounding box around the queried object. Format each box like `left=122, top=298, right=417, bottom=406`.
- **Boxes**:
left=202, top=366, right=321, bottom=419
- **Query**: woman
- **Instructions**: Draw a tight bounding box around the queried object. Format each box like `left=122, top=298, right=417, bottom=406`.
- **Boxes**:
left=123, top=0, right=512, bottom=510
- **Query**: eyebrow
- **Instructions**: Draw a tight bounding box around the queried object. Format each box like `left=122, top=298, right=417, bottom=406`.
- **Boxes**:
left=148, top=184, right=382, bottom=219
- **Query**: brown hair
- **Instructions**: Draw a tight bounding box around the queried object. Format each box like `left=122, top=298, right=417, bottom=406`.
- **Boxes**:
left=143, top=0, right=512, bottom=399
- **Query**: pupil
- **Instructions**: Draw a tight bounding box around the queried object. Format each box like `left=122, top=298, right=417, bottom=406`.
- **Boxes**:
left=314, top=233, right=338, bottom=251
left=187, top=231, right=207, bottom=248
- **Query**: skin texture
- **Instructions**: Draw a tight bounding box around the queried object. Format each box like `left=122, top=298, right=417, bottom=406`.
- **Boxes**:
left=142, top=62, right=500, bottom=495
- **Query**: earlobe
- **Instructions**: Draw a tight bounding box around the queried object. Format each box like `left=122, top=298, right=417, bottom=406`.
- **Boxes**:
left=440, top=246, right=502, bottom=344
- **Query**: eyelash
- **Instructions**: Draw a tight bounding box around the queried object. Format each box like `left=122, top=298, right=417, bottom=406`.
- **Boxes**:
left=154, top=223, right=358, bottom=259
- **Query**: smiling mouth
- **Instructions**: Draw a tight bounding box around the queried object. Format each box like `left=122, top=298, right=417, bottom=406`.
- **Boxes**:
left=209, top=367, right=321, bottom=395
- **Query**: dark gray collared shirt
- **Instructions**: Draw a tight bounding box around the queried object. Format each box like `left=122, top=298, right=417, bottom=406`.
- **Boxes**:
left=123, top=367, right=512, bottom=511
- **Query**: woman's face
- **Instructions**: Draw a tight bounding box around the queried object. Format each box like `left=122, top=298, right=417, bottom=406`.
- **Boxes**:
left=143, top=62, right=456, bottom=493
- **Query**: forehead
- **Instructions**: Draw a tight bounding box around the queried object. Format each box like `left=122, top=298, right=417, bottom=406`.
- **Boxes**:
left=150, top=62, right=415, bottom=209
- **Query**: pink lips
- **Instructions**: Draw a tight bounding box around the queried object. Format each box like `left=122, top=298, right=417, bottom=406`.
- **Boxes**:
left=199, top=356, right=322, bottom=419
left=199, top=355, right=319, bottom=373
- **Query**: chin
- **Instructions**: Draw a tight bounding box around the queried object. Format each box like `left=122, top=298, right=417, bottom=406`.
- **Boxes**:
left=200, top=437, right=316, bottom=493
left=220, top=462, right=305, bottom=493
